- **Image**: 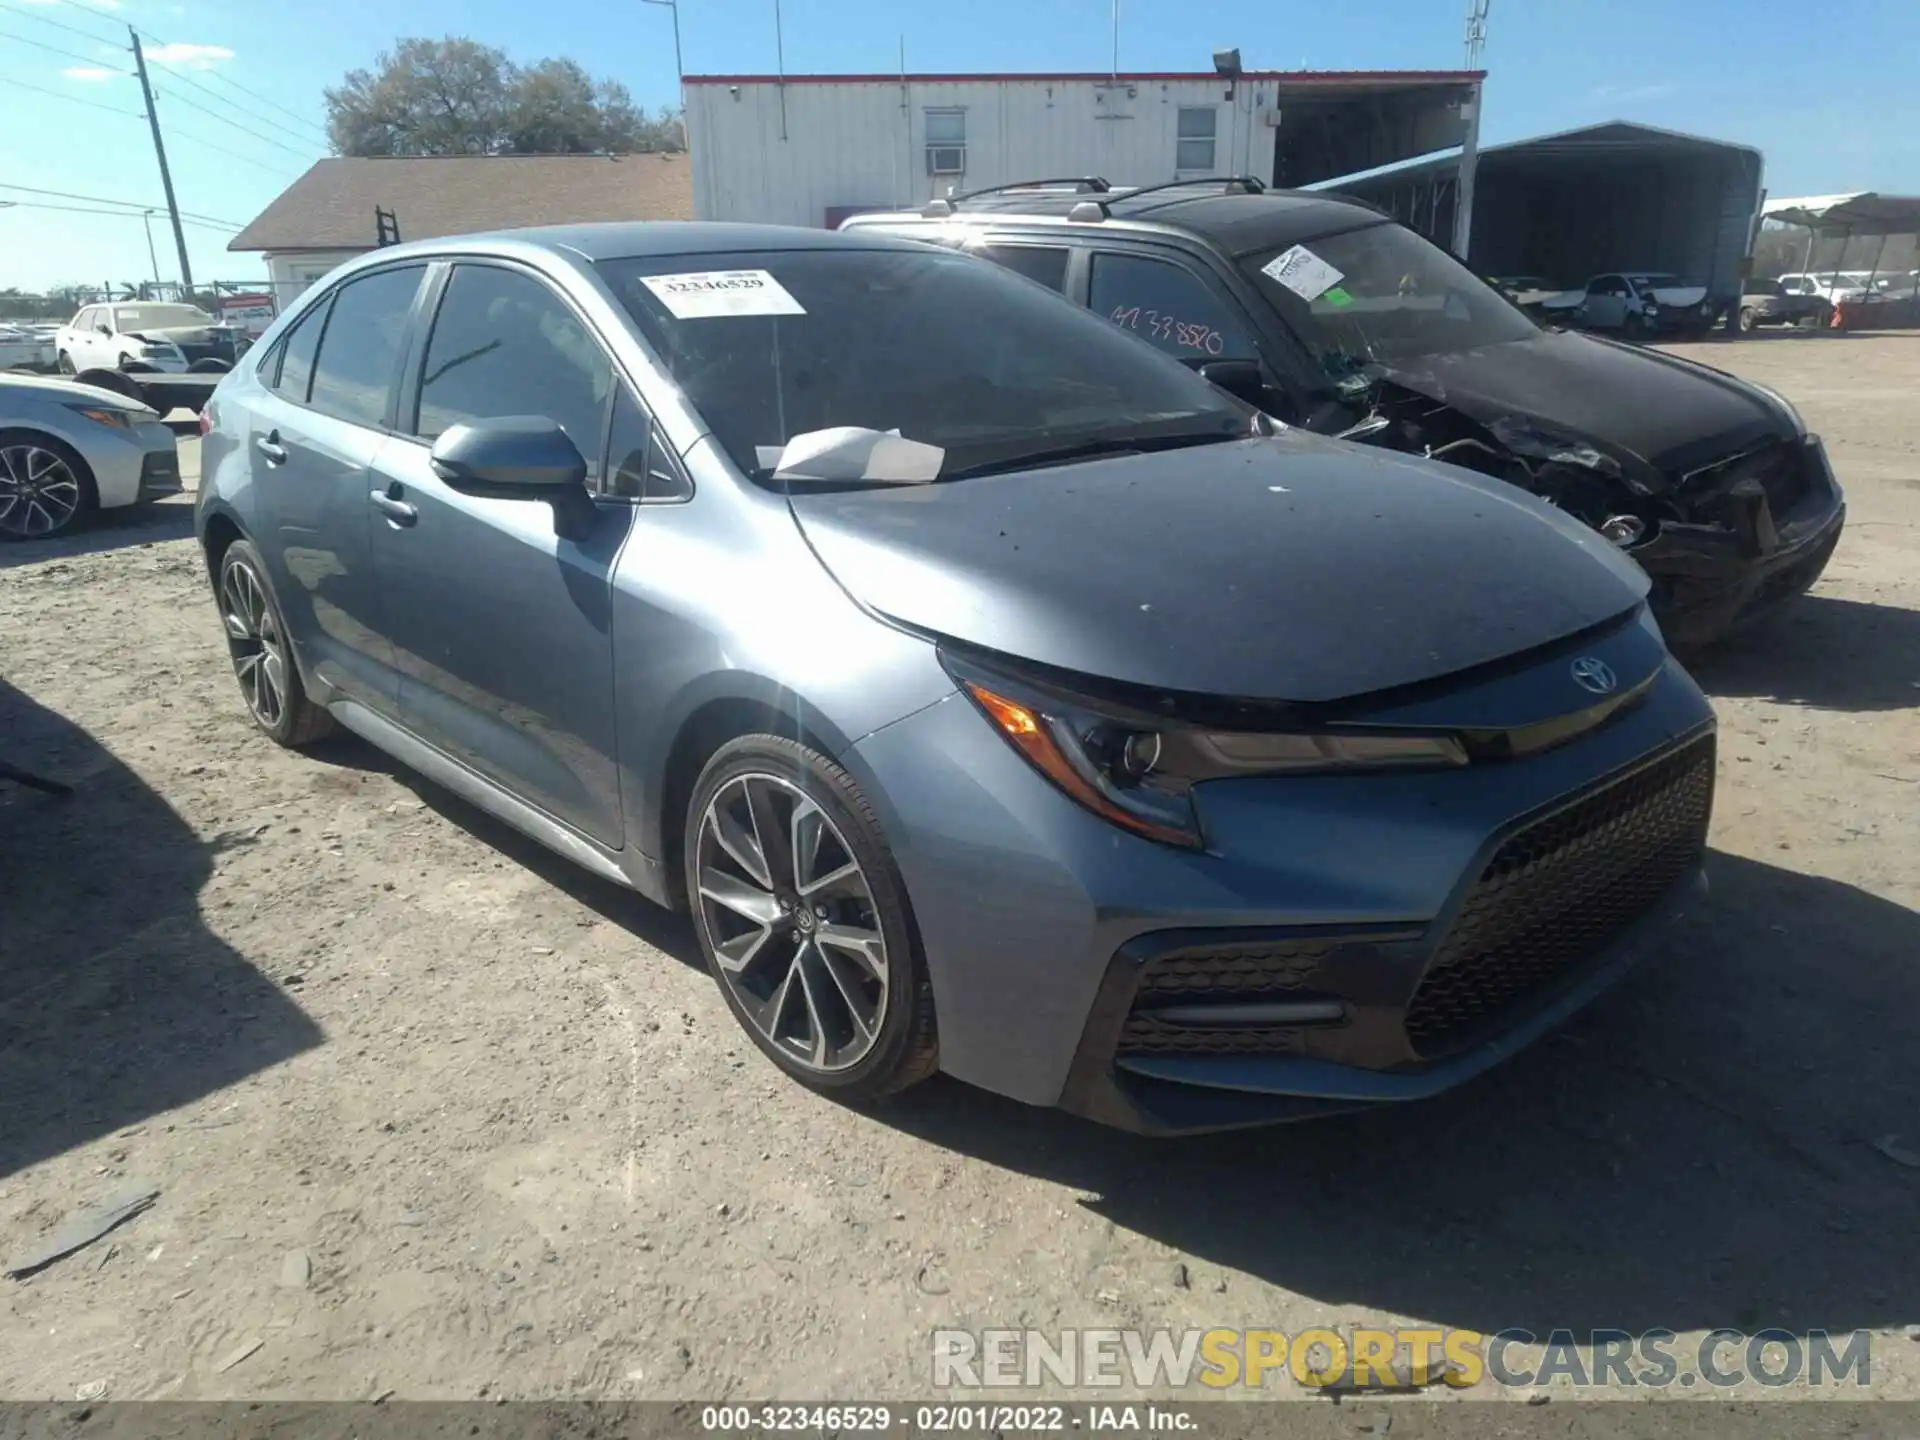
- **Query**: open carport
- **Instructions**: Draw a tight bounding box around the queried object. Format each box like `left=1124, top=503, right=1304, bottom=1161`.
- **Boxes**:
left=1325, top=120, right=1764, bottom=305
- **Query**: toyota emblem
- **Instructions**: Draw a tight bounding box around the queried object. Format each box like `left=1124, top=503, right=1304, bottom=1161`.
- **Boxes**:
left=1570, top=656, right=1618, bottom=695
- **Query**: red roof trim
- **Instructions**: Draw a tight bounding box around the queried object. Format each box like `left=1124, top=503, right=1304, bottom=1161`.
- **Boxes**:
left=684, top=69, right=1484, bottom=86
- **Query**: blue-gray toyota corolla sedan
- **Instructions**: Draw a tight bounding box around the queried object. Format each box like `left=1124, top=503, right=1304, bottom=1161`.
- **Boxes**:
left=195, top=223, right=1716, bottom=1135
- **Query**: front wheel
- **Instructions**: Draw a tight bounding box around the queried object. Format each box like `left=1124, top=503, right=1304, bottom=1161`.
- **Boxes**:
left=1625, top=311, right=1656, bottom=340
left=685, top=735, right=937, bottom=1103
left=1738, top=307, right=1759, bottom=333
left=215, top=539, right=334, bottom=746
left=0, top=431, right=95, bottom=540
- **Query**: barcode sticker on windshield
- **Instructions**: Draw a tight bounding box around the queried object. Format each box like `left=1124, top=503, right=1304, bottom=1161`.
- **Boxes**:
left=639, top=269, right=807, bottom=319
left=1261, top=245, right=1344, bottom=302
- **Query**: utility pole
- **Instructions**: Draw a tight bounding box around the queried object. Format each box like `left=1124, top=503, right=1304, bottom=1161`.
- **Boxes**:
left=640, top=0, right=686, bottom=149
left=141, top=209, right=161, bottom=286
left=129, top=29, right=194, bottom=292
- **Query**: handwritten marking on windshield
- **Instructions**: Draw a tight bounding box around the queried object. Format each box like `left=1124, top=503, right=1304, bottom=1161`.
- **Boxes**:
left=1107, top=305, right=1228, bottom=356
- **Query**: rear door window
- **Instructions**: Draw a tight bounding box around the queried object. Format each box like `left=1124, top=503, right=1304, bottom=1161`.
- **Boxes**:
left=272, top=299, right=329, bottom=403
left=1088, top=252, right=1256, bottom=361
left=305, top=265, right=427, bottom=429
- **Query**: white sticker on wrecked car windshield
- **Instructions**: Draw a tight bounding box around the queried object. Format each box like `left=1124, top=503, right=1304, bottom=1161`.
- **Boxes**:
left=638, top=269, right=806, bottom=319
left=1260, top=245, right=1345, bottom=302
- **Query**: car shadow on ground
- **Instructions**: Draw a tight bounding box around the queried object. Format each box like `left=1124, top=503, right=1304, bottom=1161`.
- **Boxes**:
left=0, top=678, right=323, bottom=1180
left=1689, top=595, right=1920, bottom=713
left=0, top=497, right=194, bottom=570
left=301, top=730, right=707, bottom=970
left=877, top=848, right=1920, bottom=1340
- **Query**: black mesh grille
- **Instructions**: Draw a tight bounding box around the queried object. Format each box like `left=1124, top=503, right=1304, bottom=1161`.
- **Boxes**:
left=1118, top=938, right=1335, bottom=1057
left=1404, top=736, right=1714, bottom=1057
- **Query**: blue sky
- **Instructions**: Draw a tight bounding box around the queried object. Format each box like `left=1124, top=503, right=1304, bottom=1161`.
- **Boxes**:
left=1, top=0, right=1913, bottom=291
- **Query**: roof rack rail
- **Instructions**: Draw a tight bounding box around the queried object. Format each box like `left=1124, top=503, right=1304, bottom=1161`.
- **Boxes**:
left=920, top=176, right=1112, bottom=217
left=1114, top=176, right=1267, bottom=204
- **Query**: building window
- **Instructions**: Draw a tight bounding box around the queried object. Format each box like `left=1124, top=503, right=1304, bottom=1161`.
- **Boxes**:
left=925, top=108, right=966, bottom=175
left=1176, top=107, right=1217, bottom=171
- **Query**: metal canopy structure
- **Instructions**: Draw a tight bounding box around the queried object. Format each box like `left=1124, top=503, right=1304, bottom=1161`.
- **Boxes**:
left=1763, top=192, right=1920, bottom=236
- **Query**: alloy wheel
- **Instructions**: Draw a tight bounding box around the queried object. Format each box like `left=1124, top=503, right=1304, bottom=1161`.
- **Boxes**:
left=0, top=444, right=82, bottom=538
left=221, top=559, right=288, bottom=729
left=695, top=772, right=889, bottom=1073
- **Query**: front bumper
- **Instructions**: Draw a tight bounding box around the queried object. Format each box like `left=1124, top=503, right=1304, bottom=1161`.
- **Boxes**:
left=1637, top=435, right=1846, bottom=651
left=86, top=419, right=181, bottom=510
left=847, top=625, right=1717, bottom=1135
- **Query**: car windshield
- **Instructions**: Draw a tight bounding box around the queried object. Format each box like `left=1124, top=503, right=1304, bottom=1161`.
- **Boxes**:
left=1239, top=221, right=1537, bottom=378
left=114, top=304, right=212, bottom=330
left=603, top=247, right=1248, bottom=481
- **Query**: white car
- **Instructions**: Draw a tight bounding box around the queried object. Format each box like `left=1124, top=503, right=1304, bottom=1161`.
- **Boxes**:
left=1539, top=272, right=1720, bottom=336
left=1776, top=272, right=1872, bottom=309
left=0, top=371, right=181, bottom=539
left=54, top=301, right=244, bottom=375
left=0, top=324, right=56, bottom=371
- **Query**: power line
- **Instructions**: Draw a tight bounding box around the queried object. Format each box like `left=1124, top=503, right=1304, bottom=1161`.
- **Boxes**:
left=0, top=181, right=243, bottom=228
left=150, top=83, right=320, bottom=161
left=0, top=0, right=122, bottom=48
left=0, top=72, right=144, bottom=117
left=0, top=197, right=237, bottom=232
left=164, top=126, right=308, bottom=181
left=0, top=23, right=129, bottom=70
left=134, top=55, right=331, bottom=152
left=126, top=21, right=331, bottom=142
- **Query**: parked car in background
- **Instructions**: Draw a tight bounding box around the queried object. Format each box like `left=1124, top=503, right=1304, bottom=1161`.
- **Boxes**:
left=0, top=371, right=181, bottom=539
left=55, top=302, right=246, bottom=375
left=195, top=221, right=1719, bottom=1135
left=845, top=179, right=1844, bottom=651
left=1776, top=273, right=1869, bottom=316
left=0, top=324, right=56, bottom=371
left=1737, top=278, right=1819, bottom=332
left=1539, top=272, right=1722, bottom=338
left=1485, top=274, right=1562, bottom=317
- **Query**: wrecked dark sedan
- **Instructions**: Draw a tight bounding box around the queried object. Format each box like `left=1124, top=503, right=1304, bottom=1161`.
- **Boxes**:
left=197, top=222, right=1716, bottom=1135
left=845, top=179, right=1846, bottom=651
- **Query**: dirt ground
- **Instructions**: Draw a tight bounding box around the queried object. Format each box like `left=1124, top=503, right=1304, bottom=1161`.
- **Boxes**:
left=2, top=332, right=1917, bottom=1406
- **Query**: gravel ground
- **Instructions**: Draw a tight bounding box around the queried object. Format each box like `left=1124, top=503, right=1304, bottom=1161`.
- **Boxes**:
left=2, top=334, right=1917, bottom=1406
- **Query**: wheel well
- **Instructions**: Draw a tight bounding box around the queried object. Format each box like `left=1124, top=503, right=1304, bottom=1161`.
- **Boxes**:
left=657, top=695, right=837, bottom=911
left=201, top=511, right=244, bottom=583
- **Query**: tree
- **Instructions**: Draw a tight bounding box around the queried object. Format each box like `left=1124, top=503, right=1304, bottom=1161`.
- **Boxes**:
left=325, top=37, right=682, bottom=158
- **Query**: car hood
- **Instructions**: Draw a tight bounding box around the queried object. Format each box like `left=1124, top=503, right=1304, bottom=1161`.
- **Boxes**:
left=129, top=326, right=224, bottom=344
left=0, top=372, right=154, bottom=414
left=787, top=434, right=1648, bottom=705
left=1374, top=328, right=1786, bottom=475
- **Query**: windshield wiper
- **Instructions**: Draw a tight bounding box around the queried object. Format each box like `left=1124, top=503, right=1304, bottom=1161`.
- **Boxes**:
left=942, top=429, right=1240, bottom=481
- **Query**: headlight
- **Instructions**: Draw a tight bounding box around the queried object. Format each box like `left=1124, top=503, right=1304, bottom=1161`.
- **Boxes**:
left=948, top=657, right=1466, bottom=849
left=1746, top=380, right=1807, bottom=436
left=65, top=404, right=134, bottom=430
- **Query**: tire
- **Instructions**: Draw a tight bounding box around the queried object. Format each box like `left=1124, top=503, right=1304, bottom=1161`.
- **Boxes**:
left=1625, top=311, right=1655, bottom=340
left=0, top=429, right=97, bottom=540
left=72, top=367, right=143, bottom=403
left=119, top=357, right=158, bottom=374
left=684, top=734, right=937, bottom=1103
left=214, top=538, right=334, bottom=747
left=188, top=357, right=231, bottom=374
left=56, top=350, right=75, bottom=374
left=1738, top=307, right=1759, bottom=334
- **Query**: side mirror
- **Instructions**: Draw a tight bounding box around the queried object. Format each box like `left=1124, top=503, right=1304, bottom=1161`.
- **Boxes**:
left=95, top=324, right=113, bottom=336
left=429, top=417, right=586, bottom=491
left=428, top=417, right=595, bottom=541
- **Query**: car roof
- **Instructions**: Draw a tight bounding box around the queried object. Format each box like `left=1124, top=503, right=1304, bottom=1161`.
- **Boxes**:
left=358, top=220, right=940, bottom=267
left=849, top=186, right=1388, bottom=257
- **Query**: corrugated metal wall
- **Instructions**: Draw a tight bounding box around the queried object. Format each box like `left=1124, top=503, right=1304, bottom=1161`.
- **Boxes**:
left=686, top=78, right=1281, bottom=228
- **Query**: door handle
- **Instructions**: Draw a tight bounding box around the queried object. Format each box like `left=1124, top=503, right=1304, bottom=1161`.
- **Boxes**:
left=369, top=489, right=418, bottom=526
left=255, top=433, right=287, bottom=464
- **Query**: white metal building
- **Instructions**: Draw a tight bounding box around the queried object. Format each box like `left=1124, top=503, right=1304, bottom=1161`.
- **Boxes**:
left=685, top=68, right=1484, bottom=239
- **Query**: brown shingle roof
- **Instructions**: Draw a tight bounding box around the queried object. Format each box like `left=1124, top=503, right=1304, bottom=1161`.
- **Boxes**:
left=228, top=152, right=692, bottom=252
